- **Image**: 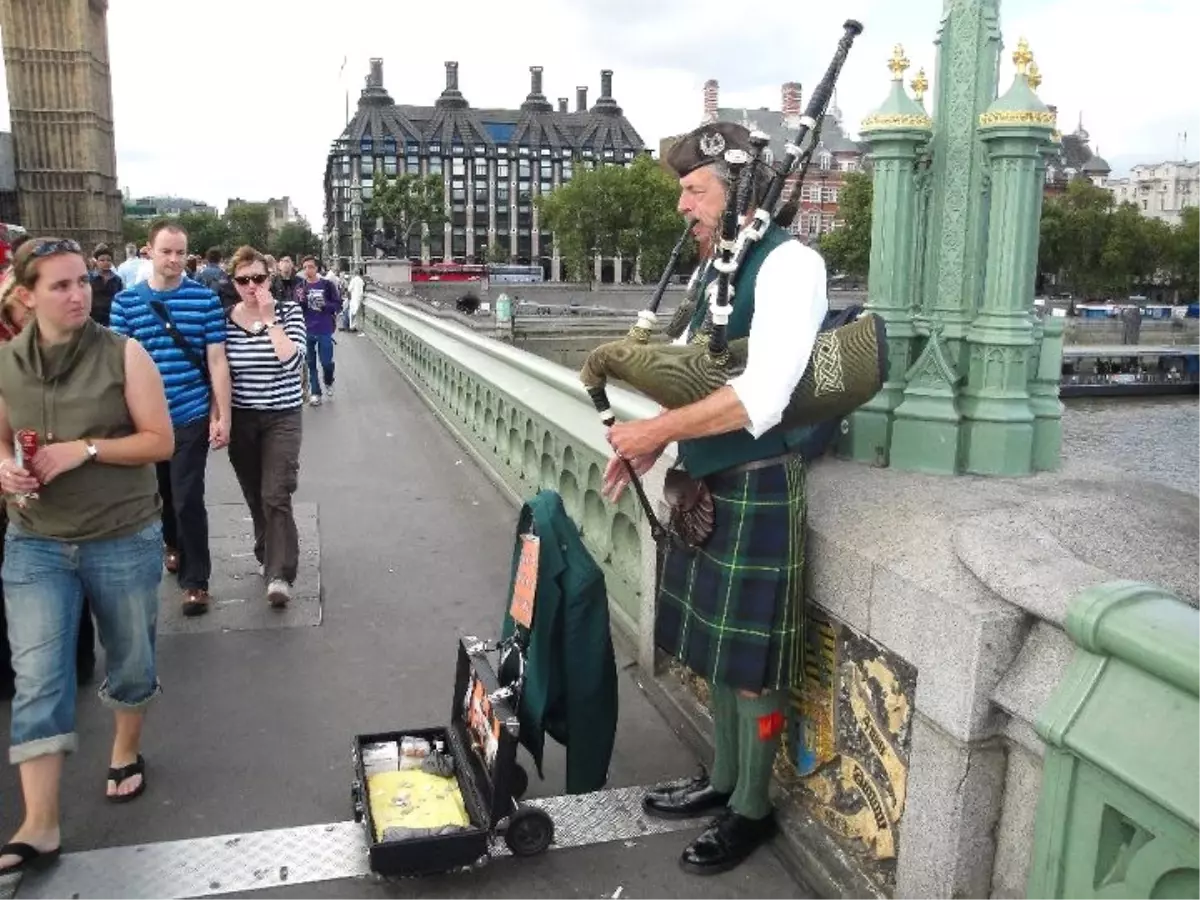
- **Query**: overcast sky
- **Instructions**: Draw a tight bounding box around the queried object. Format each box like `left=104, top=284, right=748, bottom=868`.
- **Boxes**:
left=1, top=0, right=1196, bottom=233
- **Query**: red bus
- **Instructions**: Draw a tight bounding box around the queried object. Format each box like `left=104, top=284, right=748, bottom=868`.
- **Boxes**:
left=410, top=262, right=487, bottom=283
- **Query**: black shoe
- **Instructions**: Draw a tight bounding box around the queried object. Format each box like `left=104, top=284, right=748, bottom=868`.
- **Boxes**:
left=680, top=809, right=777, bottom=875
left=643, top=771, right=731, bottom=820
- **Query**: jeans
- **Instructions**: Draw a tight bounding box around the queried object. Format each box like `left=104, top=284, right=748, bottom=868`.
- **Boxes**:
left=2, top=521, right=164, bottom=764
left=228, top=408, right=303, bottom=583
left=306, top=333, right=335, bottom=397
left=157, top=417, right=211, bottom=591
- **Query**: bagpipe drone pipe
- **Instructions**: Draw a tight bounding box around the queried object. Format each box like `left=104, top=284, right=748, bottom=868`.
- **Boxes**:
left=579, top=19, right=886, bottom=434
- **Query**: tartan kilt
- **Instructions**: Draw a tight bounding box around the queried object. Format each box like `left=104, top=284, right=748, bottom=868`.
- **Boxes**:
left=656, top=455, right=806, bottom=694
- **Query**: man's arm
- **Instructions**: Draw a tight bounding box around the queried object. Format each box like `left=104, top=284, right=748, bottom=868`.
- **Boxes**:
left=203, top=294, right=231, bottom=440
left=108, top=289, right=132, bottom=336
left=633, top=242, right=829, bottom=447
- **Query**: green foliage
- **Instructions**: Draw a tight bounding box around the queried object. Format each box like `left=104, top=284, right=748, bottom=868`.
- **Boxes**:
left=367, top=173, right=446, bottom=248
left=816, top=171, right=872, bottom=278
left=121, top=217, right=149, bottom=248
left=177, top=211, right=231, bottom=258
left=268, top=219, right=322, bottom=262
left=484, top=241, right=511, bottom=264
left=1174, top=207, right=1199, bottom=300
left=224, top=204, right=270, bottom=252
left=538, top=155, right=690, bottom=283
left=123, top=206, right=319, bottom=266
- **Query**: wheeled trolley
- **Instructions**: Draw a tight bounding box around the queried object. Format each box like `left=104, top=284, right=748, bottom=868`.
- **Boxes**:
left=350, top=635, right=552, bottom=876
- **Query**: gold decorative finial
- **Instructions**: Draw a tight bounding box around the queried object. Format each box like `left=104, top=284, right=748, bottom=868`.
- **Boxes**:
left=888, top=44, right=910, bottom=81
left=911, top=68, right=929, bottom=101
left=1013, top=37, right=1034, bottom=76
left=1027, top=61, right=1042, bottom=90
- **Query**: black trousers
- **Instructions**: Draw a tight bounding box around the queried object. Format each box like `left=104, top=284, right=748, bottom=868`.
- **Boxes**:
left=157, top=417, right=212, bottom=591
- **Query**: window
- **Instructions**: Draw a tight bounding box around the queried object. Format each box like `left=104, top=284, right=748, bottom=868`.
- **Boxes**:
left=603, top=149, right=614, bottom=159
left=384, top=156, right=398, bottom=176
left=452, top=158, right=466, bottom=177
left=428, top=157, right=443, bottom=175
left=540, top=147, right=551, bottom=157
left=518, top=182, right=531, bottom=201
left=518, top=145, right=530, bottom=156
left=540, top=181, right=552, bottom=196
left=451, top=144, right=464, bottom=156
left=360, top=139, right=372, bottom=154
left=562, top=161, right=573, bottom=181
left=452, top=187, right=466, bottom=202
left=562, top=148, right=572, bottom=158
left=497, top=161, right=510, bottom=179
left=474, top=184, right=488, bottom=202
left=407, top=156, right=420, bottom=174
left=498, top=146, right=508, bottom=157
left=474, top=144, right=486, bottom=156
left=518, top=160, right=531, bottom=178
left=429, top=142, right=441, bottom=154
left=819, top=151, right=832, bottom=170
left=474, top=159, right=488, bottom=177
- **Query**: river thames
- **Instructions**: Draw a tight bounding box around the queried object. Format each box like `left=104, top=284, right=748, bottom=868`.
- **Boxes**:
left=1062, top=396, right=1199, bottom=495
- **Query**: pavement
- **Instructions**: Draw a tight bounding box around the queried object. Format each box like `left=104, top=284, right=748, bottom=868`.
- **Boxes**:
left=0, top=333, right=806, bottom=899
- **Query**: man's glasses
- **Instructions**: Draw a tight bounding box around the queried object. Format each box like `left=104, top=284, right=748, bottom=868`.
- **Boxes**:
left=233, top=274, right=270, bottom=286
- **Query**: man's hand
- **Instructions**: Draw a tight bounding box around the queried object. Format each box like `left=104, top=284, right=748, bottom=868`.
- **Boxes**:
left=607, top=418, right=668, bottom=461
left=27, top=441, right=88, bottom=484
left=209, top=415, right=229, bottom=450
left=602, top=447, right=664, bottom=503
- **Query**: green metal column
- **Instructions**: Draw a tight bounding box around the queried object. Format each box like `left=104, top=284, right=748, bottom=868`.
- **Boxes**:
left=960, top=38, right=1055, bottom=476
left=843, top=48, right=933, bottom=467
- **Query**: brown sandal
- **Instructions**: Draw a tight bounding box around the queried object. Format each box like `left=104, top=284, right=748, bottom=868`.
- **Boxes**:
left=164, top=547, right=180, bottom=574
left=181, top=589, right=209, bottom=617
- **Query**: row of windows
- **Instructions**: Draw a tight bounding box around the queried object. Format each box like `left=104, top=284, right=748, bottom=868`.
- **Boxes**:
left=335, top=156, right=588, bottom=178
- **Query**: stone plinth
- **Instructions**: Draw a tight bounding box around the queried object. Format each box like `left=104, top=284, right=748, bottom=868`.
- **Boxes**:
left=365, top=258, right=412, bottom=288
left=791, top=455, right=1198, bottom=897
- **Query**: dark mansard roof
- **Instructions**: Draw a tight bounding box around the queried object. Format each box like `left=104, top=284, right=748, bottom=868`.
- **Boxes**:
left=330, top=60, right=645, bottom=157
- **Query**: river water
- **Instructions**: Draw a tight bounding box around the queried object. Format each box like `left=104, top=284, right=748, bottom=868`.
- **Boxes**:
left=1062, top=396, right=1199, bottom=495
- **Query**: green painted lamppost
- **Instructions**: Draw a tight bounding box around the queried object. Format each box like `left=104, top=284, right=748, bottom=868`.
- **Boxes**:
left=959, top=37, right=1056, bottom=475
left=843, top=46, right=933, bottom=466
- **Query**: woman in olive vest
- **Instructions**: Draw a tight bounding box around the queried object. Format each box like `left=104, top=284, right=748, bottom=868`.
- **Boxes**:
left=0, top=238, right=175, bottom=874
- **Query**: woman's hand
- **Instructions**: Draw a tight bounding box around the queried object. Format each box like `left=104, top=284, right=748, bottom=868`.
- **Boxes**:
left=0, top=457, right=41, bottom=495
left=252, top=284, right=277, bottom=323
left=26, top=441, right=88, bottom=485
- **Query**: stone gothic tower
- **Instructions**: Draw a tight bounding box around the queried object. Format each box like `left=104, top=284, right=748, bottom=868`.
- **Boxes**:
left=0, top=0, right=122, bottom=248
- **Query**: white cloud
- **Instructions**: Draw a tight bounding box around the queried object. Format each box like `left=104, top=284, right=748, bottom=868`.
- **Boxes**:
left=0, top=0, right=1196, bottom=236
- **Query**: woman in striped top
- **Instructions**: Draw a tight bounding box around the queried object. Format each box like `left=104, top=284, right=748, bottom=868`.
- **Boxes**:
left=223, top=246, right=307, bottom=608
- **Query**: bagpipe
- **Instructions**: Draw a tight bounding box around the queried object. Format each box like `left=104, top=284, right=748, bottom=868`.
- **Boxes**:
left=579, top=20, right=885, bottom=444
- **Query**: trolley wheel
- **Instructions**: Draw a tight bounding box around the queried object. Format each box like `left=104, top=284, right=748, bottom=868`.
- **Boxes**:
left=351, top=781, right=364, bottom=822
left=504, top=807, right=554, bottom=857
left=509, top=763, right=529, bottom=800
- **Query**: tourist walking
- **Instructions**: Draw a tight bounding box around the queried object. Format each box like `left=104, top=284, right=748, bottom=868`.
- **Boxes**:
left=347, top=268, right=365, bottom=332
left=88, top=244, right=124, bottom=327
left=223, top=246, right=306, bottom=607
left=0, top=237, right=174, bottom=874
left=299, top=255, right=341, bottom=406
left=110, top=220, right=232, bottom=617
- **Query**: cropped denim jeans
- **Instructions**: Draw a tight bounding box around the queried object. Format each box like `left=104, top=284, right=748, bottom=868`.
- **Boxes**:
left=2, top=521, right=164, bottom=764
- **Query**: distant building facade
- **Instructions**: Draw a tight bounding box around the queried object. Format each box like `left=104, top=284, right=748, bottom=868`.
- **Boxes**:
left=227, top=196, right=299, bottom=231
left=323, top=59, right=646, bottom=280
left=661, top=79, right=866, bottom=243
left=124, top=194, right=218, bottom=220
left=1105, top=161, right=1199, bottom=226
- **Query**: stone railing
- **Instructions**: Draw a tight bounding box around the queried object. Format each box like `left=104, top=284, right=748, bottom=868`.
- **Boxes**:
left=362, top=291, right=669, bottom=670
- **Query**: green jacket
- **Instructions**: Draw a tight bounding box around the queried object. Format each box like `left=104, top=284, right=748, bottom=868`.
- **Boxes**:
left=501, top=490, right=618, bottom=795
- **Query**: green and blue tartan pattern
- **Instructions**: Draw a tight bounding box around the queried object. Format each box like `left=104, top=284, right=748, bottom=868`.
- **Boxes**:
left=656, top=456, right=806, bottom=693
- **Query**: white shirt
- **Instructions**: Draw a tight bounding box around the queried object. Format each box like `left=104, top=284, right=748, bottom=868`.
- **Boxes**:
left=349, top=274, right=364, bottom=307
left=676, top=239, right=828, bottom=438
left=117, top=257, right=152, bottom=286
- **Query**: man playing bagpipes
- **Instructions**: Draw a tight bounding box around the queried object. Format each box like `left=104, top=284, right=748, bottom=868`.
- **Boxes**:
left=602, top=120, right=829, bottom=875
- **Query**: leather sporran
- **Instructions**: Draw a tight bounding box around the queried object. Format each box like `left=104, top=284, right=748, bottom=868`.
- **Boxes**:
left=663, top=469, right=714, bottom=551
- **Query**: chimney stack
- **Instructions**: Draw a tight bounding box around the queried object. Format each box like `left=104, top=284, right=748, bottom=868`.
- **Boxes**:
left=703, top=79, right=718, bottom=123
left=600, top=69, right=613, bottom=98
left=530, top=66, right=543, bottom=96
left=445, top=61, right=459, bottom=91
left=368, top=58, right=383, bottom=89
left=558, top=98, right=568, bottom=113
left=577, top=86, right=588, bottom=111
left=781, top=81, right=802, bottom=122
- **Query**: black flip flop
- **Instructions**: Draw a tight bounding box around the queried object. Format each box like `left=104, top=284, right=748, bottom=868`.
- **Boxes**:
left=0, top=842, right=61, bottom=874
left=106, top=754, right=146, bottom=804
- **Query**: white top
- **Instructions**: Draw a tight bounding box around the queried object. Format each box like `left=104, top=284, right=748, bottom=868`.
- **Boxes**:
left=225, top=302, right=308, bottom=410
left=349, top=274, right=365, bottom=304
left=676, top=239, right=829, bottom=438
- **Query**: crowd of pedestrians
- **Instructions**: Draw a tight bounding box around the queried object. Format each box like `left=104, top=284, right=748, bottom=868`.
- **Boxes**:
left=0, top=222, right=347, bottom=874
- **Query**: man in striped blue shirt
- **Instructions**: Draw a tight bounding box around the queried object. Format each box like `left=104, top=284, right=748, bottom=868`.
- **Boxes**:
left=110, top=220, right=232, bottom=617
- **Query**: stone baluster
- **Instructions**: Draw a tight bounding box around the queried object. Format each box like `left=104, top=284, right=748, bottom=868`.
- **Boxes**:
left=960, top=38, right=1055, bottom=476
left=843, top=46, right=933, bottom=467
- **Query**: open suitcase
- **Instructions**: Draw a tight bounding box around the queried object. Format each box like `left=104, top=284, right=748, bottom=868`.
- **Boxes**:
left=350, top=522, right=553, bottom=879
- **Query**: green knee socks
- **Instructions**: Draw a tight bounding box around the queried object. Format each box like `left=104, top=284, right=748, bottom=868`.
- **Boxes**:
left=709, top=685, right=784, bottom=820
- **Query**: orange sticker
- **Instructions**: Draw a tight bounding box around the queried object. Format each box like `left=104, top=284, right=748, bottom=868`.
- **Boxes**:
left=509, top=533, right=540, bottom=629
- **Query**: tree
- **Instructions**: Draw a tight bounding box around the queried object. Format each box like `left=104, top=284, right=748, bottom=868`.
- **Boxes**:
left=1174, top=207, right=1199, bottom=300
left=538, top=157, right=688, bottom=284
left=484, top=241, right=511, bottom=264
left=269, top=219, right=322, bottom=262
left=367, top=173, right=446, bottom=255
left=122, top=217, right=149, bottom=248
left=816, top=170, right=872, bottom=278
left=224, top=204, right=270, bottom=252
left=175, top=211, right=231, bottom=258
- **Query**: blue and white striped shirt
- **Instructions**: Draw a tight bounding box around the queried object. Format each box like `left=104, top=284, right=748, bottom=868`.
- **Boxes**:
left=110, top=277, right=226, bottom=427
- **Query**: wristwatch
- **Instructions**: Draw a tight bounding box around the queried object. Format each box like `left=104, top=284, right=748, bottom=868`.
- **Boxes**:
left=84, top=441, right=98, bottom=462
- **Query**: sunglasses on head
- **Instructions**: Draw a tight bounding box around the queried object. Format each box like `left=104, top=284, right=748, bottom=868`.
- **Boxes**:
left=29, top=238, right=83, bottom=258
left=233, top=273, right=270, bottom=286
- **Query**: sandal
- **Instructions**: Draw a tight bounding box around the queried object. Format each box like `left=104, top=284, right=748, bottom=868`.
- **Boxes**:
left=106, top=754, right=147, bottom=804
left=0, top=842, right=61, bottom=874
left=164, top=547, right=180, bottom=574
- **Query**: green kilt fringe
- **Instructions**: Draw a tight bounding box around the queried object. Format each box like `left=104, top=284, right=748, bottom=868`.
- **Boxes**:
left=656, top=455, right=806, bottom=693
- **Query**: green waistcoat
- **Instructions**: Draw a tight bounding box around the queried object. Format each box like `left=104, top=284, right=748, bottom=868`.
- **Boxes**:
left=678, top=224, right=802, bottom=479
left=0, top=319, right=160, bottom=542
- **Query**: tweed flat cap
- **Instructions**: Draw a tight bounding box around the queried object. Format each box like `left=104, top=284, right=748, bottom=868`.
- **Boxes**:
left=665, top=122, right=754, bottom=177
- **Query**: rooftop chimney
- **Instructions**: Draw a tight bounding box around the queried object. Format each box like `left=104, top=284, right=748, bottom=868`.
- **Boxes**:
left=593, top=69, right=621, bottom=115
left=368, top=58, right=383, bottom=88
left=531, top=66, right=543, bottom=96
left=782, top=81, right=802, bottom=124
left=436, top=60, right=469, bottom=109
left=577, top=86, right=588, bottom=111
left=600, top=69, right=613, bottom=99
left=521, top=64, right=552, bottom=112
left=445, top=61, right=459, bottom=91
left=558, top=97, right=568, bottom=113
left=703, top=78, right=718, bottom=123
